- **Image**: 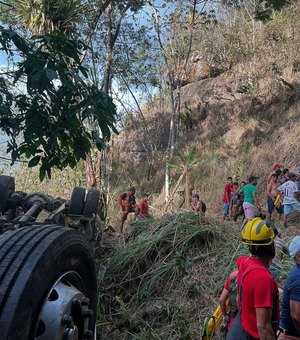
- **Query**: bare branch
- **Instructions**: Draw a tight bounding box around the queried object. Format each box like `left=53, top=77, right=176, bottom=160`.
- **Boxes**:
left=0, top=1, right=13, bottom=8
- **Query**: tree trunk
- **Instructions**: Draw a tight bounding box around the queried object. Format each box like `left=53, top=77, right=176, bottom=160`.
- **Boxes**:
left=102, top=4, right=127, bottom=94
left=185, top=167, right=190, bottom=208
left=86, top=154, right=97, bottom=187
left=150, top=0, right=200, bottom=204
left=164, top=171, right=185, bottom=211
left=86, top=3, right=127, bottom=189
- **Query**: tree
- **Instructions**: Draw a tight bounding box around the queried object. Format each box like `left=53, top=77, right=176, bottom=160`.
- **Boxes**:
left=82, top=0, right=152, bottom=187
left=0, top=27, right=117, bottom=180
left=0, top=0, right=121, bottom=186
left=166, top=146, right=201, bottom=210
left=149, top=0, right=204, bottom=203
left=12, top=0, right=84, bottom=35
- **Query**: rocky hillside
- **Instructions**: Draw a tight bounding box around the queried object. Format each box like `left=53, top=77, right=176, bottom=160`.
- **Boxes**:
left=112, top=59, right=300, bottom=203
left=110, top=2, right=300, bottom=205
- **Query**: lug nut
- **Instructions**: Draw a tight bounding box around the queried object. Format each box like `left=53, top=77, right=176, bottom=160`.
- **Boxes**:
left=63, top=315, right=73, bottom=326
left=72, top=298, right=81, bottom=308
left=84, top=330, right=93, bottom=339
left=82, top=309, right=93, bottom=318
left=81, top=297, right=89, bottom=306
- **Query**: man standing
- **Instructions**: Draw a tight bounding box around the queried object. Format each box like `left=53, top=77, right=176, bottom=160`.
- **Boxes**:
left=117, top=187, right=138, bottom=233
left=222, top=177, right=233, bottom=220
left=239, top=176, right=261, bottom=229
left=266, top=174, right=283, bottom=222
left=278, top=235, right=300, bottom=339
left=267, top=163, right=282, bottom=184
left=277, top=173, right=300, bottom=228
left=227, top=217, right=279, bottom=340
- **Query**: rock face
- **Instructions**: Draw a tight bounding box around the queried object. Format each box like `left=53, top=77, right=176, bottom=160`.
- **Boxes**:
left=112, top=63, right=300, bottom=184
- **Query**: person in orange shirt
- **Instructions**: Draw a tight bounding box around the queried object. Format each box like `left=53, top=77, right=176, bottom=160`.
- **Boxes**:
left=136, top=193, right=151, bottom=220
left=117, top=187, right=138, bottom=233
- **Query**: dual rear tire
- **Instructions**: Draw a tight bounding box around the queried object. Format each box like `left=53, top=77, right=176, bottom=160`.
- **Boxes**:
left=69, top=187, right=102, bottom=218
left=0, top=225, right=97, bottom=340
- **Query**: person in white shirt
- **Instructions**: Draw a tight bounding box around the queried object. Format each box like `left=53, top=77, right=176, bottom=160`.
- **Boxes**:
left=277, top=173, right=300, bottom=228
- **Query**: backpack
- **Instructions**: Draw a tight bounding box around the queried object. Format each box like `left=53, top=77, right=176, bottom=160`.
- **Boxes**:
left=228, top=276, right=238, bottom=315
left=227, top=264, right=278, bottom=340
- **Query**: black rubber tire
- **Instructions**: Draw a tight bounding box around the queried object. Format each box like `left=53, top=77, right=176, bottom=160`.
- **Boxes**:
left=0, top=175, right=15, bottom=213
left=83, top=190, right=100, bottom=217
left=68, top=187, right=86, bottom=215
left=98, top=192, right=107, bottom=221
left=0, top=225, right=98, bottom=340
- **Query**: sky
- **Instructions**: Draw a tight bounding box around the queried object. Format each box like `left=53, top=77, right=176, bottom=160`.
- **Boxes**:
left=0, top=0, right=211, bottom=170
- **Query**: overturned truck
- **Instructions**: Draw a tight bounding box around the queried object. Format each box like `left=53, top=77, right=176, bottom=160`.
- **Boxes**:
left=0, top=175, right=103, bottom=340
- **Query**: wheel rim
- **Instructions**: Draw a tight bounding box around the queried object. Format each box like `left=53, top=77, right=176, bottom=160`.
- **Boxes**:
left=34, top=271, right=94, bottom=340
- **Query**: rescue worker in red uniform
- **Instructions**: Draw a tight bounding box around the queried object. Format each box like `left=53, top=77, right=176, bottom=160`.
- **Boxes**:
left=226, top=217, right=279, bottom=340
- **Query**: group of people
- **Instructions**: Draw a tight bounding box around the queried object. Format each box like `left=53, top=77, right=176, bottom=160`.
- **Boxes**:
left=267, top=164, right=300, bottom=229
left=217, top=163, right=300, bottom=339
left=117, top=187, right=151, bottom=233
left=222, top=163, right=300, bottom=229
left=117, top=187, right=207, bottom=233
left=117, top=169, right=300, bottom=340
left=218, top=217, right=300, bottom=340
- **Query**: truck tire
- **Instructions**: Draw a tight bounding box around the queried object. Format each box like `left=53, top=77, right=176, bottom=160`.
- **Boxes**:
left=69, top=187, right=86, bottom=215
left=0, top=225, right=97, bottom=340
left=83, top=190, right=100, bottom=217
left=98, top=192, right=107, bottom=221
left=0, top=175, right=15, bottom=213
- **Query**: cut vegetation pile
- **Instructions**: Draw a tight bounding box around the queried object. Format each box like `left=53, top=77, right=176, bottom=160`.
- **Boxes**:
left=98, top=212, right=294, bottom=339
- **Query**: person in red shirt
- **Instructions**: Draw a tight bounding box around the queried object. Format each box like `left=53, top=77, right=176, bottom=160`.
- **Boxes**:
left=136, top=193, right=151, bottom=220
left=222, top=177, right=233, bottom=220
left=227, top=217, right=279, bottom=340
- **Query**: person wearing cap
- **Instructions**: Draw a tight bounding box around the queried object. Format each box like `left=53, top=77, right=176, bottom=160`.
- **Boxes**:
left=277, top=173, right=300, bottom=228
left=267, top=163, right=282, bottom=184
left=278, top=236, right=300, bottom=339
left=239, top=176, right=261, bottom=229
left=226, top=217, right=279, bottom=340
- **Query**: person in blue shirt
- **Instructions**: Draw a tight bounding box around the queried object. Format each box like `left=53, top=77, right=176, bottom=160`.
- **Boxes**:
left=278, top=235, right=300, bottom=339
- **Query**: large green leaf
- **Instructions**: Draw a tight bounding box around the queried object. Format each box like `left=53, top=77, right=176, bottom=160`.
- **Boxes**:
left=0, top=27, right=118, bottom=181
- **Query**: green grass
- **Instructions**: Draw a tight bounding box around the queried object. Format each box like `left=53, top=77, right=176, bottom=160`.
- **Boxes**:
left=97, top=212, right=250, bottom=339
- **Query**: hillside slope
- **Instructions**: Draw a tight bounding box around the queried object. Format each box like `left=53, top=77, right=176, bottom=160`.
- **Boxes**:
left=111, top=3, right=300, bottom=207
left=112, top=62, right=300, bottom=209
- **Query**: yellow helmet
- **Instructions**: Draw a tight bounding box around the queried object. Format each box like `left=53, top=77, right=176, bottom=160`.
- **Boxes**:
left=241, top=217, right=275, bottom=246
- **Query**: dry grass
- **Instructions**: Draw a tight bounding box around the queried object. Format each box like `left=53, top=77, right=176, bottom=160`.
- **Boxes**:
left=96, top=210, right=295, bottom=340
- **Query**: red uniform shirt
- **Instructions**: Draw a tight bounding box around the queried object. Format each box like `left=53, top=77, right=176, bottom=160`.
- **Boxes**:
left=237, top=256, right=279, bottom=339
